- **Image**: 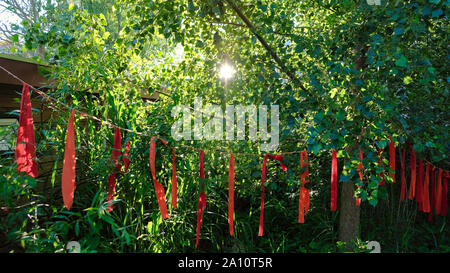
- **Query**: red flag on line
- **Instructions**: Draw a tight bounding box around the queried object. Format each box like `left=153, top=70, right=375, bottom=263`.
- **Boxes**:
left=428, top=166, right=436, bottom=222
left=107, top=127, right=122, bottom=212
left=122, top=140, right=131, bottom=174
left=389, top=137, right=396, bottom=183
left=441, top=172, right=448, bottom=216
left=228, top=154, right=235, bottom=236
left=408, top=147, right=417, bottom=200
left=61, top=109, right=76, bottom=210
left=171, top=148, right=178, bottom=209
left=195, top=191, right=206, bottom=248
left=196, top=150, right=207, bottom=248
left=149, top=137, right=170, bottom=219
left=259, top=154, right=287, bottom=236
left=422, top=162, right=431, bottom=213
left=15, top=83, right=38, bottom=177
left=417, top=160, right=424, bottom=211
left=298, top=150, right=310, bottom=223
left=331, top=150, right=338, bottom=211
left=400, top=148, right=407, bottom=201
left=356, top=149, right=364, bottom=206
left=435, top=168, right=443, bottom=215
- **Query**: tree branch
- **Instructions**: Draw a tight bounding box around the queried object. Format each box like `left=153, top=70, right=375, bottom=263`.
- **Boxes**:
left=222, top=0, right=309, bottom=94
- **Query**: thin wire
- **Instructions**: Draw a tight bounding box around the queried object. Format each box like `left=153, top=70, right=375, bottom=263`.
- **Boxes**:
left=0, top=64, right=306, bottom=157
left=1, top=64, right=448, bottom=170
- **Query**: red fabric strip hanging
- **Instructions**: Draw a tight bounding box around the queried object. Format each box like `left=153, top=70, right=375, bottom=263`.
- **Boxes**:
left=422, top=162, right=430, bottom=213
left=107, top=173, right=116, bottom=212
left=416, top=159, right=424, bottom=211
left=389, top=137, right=396, bottom=183
left=356, top=149, right=363, bottom=206
left=298, top=150, right=310, bottom=223
left=196, top=150, right=207, bottom=248
left=15, top=83, right=38, bottom=177
left=195, top=191, right=206, bottom=248
left=199, top=149, right=205, bottom=179
left=259, top=154, right=287, bottom=236
left=408, top=147, right=417, bottom=200
left=435, top=168, right=443, bottom=215
left=331, top=150, right=338, bottom=212
left=400, top=148, right=407, bottom=201
left=228, top=153, right=235, bottom=236
left=107, top=127, right=122, bottom=212
left=428, top=166, right=436, bottom=222
left=171, top=148, right=178, bottom=209
left=440, top=171, right=448, bottom=216
left=61, top=109, right=76, bottom=210
left=377, top=148, right=385, bottom=186
left=149, top=137, right=169, bottom=219
left=121, top=140, right=131, bottom=174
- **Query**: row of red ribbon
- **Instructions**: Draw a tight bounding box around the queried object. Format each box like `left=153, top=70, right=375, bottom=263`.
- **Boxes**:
left=14, top=83, right=449, bottom=248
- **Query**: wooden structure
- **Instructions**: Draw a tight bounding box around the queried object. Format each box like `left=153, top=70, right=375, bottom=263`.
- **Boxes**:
left=0, top=53, right=159, bottom=184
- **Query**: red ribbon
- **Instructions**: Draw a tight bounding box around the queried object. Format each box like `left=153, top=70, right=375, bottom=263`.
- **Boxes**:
left=356, top=149, right=363, bottom=206
left=416, top=159, right=424, bottom=211
left=259, top=154, right=287, bottom=236
left=389, top=137, right=396, bottom=183
left=400, top=148, right=406, bottom=201
left=422, top=162, right=430, bottom=213
left=377, top=148, right=385, bottom=186
left=107, top=127, right=122, bottom=212
left=122, top=140, right=131, bottom=174
left=408, top=147, right=417, bottom=200
left=196, top=150, right=207, bottom=248
left=195, top=191, right=206, bottom=248
left=61, top=109, right=76, bottom=210
left=171, top=148, right=178, bottom=209
left=15, top=83, right=38, bottom=177
left=440, top=171, right=448, bottom=216
left=428, top=166, right=436, bottom=222
left=199, top=149, right=205, bottom=179
left=435, top=168, right=443, bottom=215
left=298, top=150, right=310, bottom=223
left=149, top=137, right=170, bottom=219
left=228, top=154, right=235, bottom=236
left=331, top=150, right=338, bottom=212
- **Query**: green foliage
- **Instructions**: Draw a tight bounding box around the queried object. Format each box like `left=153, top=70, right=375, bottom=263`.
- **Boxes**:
left=0, top=0, right=448, bottom=253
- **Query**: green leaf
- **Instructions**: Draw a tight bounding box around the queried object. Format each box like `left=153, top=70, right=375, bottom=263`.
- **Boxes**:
left=336, top=110, right=346, bottom=121
left=403, top=76, right=413, bottom=85
left=394, top=27, right=404, bottom=35
left=431, top=9, right=443, bottom=17
left=340, top=173, right=351, bottom=182
left=11, top=34, right=18, bottom=42
left=395, top=55, right=408, bottom=67
left=311, top=143, right=322, bottom=154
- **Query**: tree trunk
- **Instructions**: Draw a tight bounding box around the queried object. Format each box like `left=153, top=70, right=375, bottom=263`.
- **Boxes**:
left=338, top=180, right=360, bottom=248
left=337, top=41, right=368, bottom=250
